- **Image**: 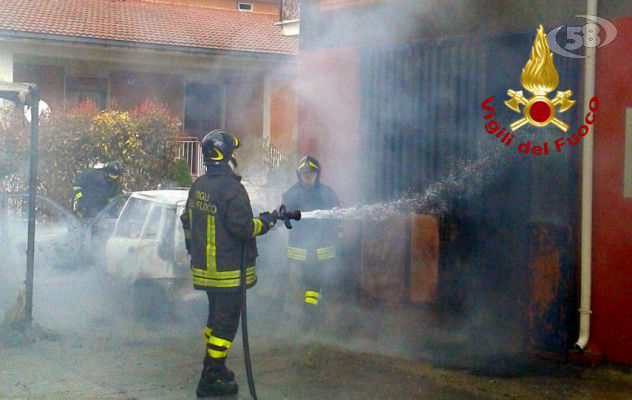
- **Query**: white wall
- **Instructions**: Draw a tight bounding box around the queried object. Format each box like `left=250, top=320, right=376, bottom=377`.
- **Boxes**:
left=0, top=48, right=14, bottom=108
left=0, top=48, right=13, bottom=82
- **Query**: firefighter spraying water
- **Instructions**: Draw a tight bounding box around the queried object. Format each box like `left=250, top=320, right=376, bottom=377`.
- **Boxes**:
left=180, top=129, right=300, bottom=398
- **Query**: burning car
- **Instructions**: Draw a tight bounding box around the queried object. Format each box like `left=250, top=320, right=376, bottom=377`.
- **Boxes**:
left=98, top=184, right=282, bottom=321
left=97, top=189, right=193, bottom=320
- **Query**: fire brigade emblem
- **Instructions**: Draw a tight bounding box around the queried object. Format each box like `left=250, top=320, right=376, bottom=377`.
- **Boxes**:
left=505, top=25, right=575, bottom=132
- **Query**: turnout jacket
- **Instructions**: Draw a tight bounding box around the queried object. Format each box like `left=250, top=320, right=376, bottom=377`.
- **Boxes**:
left=282, top=182, right=340, bottom=261
left=180, top=164, right=270, bottom=291
left=73, top=168, right=119, bottom=218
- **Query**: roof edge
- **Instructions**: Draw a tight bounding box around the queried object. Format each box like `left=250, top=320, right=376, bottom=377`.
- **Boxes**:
left=0, top=29, right=298, bottom=58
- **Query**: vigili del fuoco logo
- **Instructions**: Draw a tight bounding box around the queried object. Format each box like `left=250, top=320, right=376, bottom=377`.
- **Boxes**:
left=480, top=25, right=599, bottom=156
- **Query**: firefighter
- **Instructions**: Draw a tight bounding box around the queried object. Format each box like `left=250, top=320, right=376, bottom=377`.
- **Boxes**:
left=73, top=161, right=123, bottom=219
left=282, top=156, right=340, bottom=329
left=180, top=129, right=277, bottom=397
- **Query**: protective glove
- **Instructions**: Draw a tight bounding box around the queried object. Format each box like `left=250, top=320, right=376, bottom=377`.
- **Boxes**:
left=258, top=211, right=278, bottom=230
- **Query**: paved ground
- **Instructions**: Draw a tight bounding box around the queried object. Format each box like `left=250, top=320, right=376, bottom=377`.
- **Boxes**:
left=1, top=263, right=632, bottom=399
left=2, top=305, right=632, bottom=400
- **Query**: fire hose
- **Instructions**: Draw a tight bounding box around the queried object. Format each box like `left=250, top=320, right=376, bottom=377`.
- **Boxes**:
left=240, top=205, right=301, bottom=399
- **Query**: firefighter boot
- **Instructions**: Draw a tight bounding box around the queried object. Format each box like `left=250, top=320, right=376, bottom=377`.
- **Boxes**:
left=202, top=355, right=235, bottom=382
left=196, top=363, right=239, bottom=397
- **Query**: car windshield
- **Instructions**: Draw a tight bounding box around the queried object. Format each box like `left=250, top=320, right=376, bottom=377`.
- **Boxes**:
left=114, top=198, right=152, bottom=238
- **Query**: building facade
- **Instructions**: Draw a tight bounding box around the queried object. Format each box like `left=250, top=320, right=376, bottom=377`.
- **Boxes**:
left=0, top=0, right=298, bottom=160
left=297, top=0, right=632, bottom=364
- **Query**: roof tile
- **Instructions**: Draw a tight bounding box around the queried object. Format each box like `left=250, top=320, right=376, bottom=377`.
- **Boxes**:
left=0, top=0, right=297, bottom=55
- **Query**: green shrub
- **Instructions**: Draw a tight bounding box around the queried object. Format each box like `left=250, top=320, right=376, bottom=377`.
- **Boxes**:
left=0, top=100, right=181, bottom=209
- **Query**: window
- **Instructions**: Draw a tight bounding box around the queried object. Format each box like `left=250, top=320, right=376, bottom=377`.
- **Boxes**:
left=238, top=2, right=253, bottom=12
left=114, top=198, right=152, bottom=238
left=65, top=76, right=107, bottom=110
left=184, top=83, right=222, bottom=139
left=143, top=205, right=164, bottom=239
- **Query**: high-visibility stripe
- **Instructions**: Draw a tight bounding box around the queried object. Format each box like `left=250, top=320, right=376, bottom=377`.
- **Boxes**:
left=204, top=215, right=217, bottom=272
left=304, top=291, right=321, bottom=300
left=211, top=148, right=224, bottom=161
left=74, top=192, right=83, bottom=200
left=207, top=348, right=227, bottom=359
left=210, top=215, right=216, bottom=271
left=316, top=246, right=336, bottom=260
left=192, top=266, right=255, bottom=279
left=206, top=215, right=211, bottom=270
left=288, top=246, right=307, bottom=261
left=305, top=297, right=319, bottom=305
left=204, top=327, right=212, bottom=339
left=209, top=336, right=232, bottom=349
left=72, top=186, right=81, bottom=191
left=192, top=273, right=257, bottom=288
left=251, top=218, right=262, bottom=238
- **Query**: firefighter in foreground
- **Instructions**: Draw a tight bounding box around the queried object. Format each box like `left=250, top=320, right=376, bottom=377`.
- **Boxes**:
left=282, top=156, right=340, bottom=330
left=73, top=161, right=123, bottom=219
left=181, top=129, right=277, bottom=397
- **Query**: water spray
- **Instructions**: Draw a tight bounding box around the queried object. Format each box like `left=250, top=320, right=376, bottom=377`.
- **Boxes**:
left=300, top=151, right=506, bottom=222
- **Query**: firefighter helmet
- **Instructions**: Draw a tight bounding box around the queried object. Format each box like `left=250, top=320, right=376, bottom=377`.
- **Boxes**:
left=104, top=161, right=124, bottom=180
left=296, top=155, right=321, bottom=183
left=201, top=129, right=240, bottom=166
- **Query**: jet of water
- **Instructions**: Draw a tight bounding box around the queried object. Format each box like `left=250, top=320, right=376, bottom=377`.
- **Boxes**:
left=301, top=151, right=504, bottom=221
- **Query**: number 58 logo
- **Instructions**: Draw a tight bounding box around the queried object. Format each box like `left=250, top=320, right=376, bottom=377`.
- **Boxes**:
left=546, top=15, right=618, bottom=58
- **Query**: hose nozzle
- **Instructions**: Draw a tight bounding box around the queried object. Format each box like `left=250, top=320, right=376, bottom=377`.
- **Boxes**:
left=273, top=204, right=301, bottom=229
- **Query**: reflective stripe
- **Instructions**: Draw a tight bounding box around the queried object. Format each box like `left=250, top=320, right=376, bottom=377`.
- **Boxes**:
left=211, top=148, right=224, bottom=161
left=74, top=192, right=83, bottom=200
left=304, top=291, right=321, bottom=300
left=192, top=266, right=255, bottom=279
left=207, top=348, right=227, bottom=359
left=205, top=215, right=217, bottom=271
left=288, top=247, right=307, bottom=261
left=251, top=218, right=262, bottom=238
left=206, top=215, right=211, bottom=270
left=209, top=336, right=232, bottom=349
left=204, top=327, right=212, bottom=339
left=72, top=186, right=81, bottom=191
left=305, top=297, right=319, bottom=305
left=316, top=246, right=336, bottom=260
left=192, top=270, right=257, bottom=288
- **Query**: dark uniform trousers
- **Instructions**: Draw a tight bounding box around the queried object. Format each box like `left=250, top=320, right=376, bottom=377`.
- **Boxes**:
left=202, top=290, right=242, bottom=363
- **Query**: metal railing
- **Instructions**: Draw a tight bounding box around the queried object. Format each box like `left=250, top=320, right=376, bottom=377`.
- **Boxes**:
left=177, top=136, right=203, bottom=177
left=177, top=136, right=287, bottom=177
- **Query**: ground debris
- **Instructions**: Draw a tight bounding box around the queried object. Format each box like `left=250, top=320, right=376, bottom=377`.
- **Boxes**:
left=0, top=288, right=59, bottom=347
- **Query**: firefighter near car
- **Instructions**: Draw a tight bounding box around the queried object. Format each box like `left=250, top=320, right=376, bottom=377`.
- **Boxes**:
left=180, top=129, right=300, bottom=398
left=73, top=161, right=123, bottom=219
left=282, top=156, right=341, bottom=330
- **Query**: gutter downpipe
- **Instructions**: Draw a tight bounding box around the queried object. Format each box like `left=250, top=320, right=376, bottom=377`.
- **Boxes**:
left=575, top=0, right=598, bottom=351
